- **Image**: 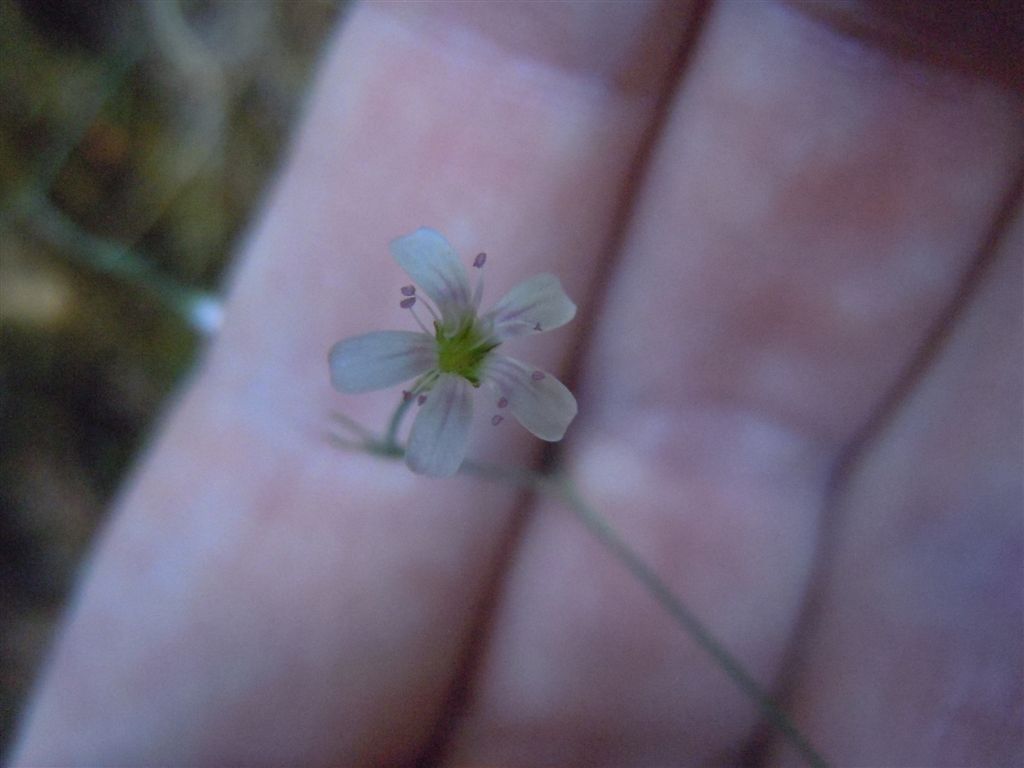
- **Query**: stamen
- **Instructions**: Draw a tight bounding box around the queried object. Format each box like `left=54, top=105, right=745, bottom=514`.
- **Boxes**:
left=534, top=322, right=542, bottom=332
left=406, top=370, right=440, bottom=400
left=531, top=371, right=545, bottom=381
left=401, top=285, right=416, bottom=297
left=417, top=394, right=427, bottom=406
left=402, top=390, right=413, bottom=402
left=497, top=397, right=508, bottom=409
left=471, top=252, right=487, bottom=308
left=491, top=415, right=503, bottom=426
left=406, top=303, right=431, bottom=334
left=400, top=297, right=416, bottom=309
left=418, top=296, right=441, bottom=323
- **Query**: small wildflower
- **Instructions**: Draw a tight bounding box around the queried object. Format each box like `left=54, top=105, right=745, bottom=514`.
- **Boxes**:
left=329, top=227, right=577, bottom=476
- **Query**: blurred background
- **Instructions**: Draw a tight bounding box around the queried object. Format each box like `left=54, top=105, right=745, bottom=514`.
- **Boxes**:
left=0, top=0, right=344, bottom=747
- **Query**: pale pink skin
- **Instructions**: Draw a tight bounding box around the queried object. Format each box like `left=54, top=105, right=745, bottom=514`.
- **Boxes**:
left=11, top=2, right=1022, bottom=766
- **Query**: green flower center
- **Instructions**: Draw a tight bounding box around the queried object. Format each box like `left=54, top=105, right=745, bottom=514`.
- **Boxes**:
left=435, top=321, right=498, bottom=386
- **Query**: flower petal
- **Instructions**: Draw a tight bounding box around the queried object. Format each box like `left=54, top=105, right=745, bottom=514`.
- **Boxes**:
left=406, top=374, right=474, bottom=476
left=487, top=274, right=576, bottom=339
left=484, top=355, right=577, bottom=441
left=390, top=228, right=472, bottom=326
left=329, top=331, right=435, bottom=393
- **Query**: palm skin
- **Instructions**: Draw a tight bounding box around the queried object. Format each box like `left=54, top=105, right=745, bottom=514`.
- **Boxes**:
left=12, top=2, right=1022, bottom=766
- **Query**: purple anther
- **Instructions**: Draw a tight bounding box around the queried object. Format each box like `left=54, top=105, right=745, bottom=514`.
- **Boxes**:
left=402, top=390, right=413, bottom=402
left=491, top=415, right=504, bottom=426
left=534, top=322, right=542, bottom=332
left=417, top=394, right=427, bottom=405
left=497, top=397, right=509, bottom=409
left=400, top=285, right=416, bottom=296
left=473, top=252, right=487, bottom=268
left=531, top=370, right=545, bottom=381
left=400, top=297, right=416, bottom=309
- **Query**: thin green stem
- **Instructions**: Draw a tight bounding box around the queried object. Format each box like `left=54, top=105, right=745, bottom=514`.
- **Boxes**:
left=556, top=476, right=829, bottom=768
left=11, top=193, right=221, bottom=335
left=1, top=42, right=221, bottom=337
left=383, top=396, right=415, bottom=453
left=332, top=404, right=830, bottom=768
left=463, top=458, right=828, bottom=768
left=325, top=433, right=365, bottom=452
left=330, top=411, right=375, bottom=441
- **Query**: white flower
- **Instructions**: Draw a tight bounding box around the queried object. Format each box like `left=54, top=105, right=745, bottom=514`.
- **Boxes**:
left=329, top=227, right=578, bottom=477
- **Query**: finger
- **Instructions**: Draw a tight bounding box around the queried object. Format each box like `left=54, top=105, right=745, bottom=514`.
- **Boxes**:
left=11, top=2, right=698, bottom=764
left=773, top=212, right=1022, bottom=765
left=452, top=1, right=1023, bottom=763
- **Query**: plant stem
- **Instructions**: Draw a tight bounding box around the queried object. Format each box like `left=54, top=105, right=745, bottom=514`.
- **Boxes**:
left=461, top=458, right=828, bottom=768
left=330, top=412, right=375, bottom=441
left=332, top=404, right=830, bottom=768
left=555, top=476, right=829, bottom=768
left=382, top=396, right=415, bottom=453
left=12, top=193, right=222, bottom=336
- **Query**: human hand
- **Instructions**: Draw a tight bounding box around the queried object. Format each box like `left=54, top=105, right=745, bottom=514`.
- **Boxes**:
left=12, top=2, right=1022, bottom=765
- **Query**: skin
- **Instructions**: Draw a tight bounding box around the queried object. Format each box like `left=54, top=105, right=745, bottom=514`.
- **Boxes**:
left=11, top=1, right=1022, bottom=765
